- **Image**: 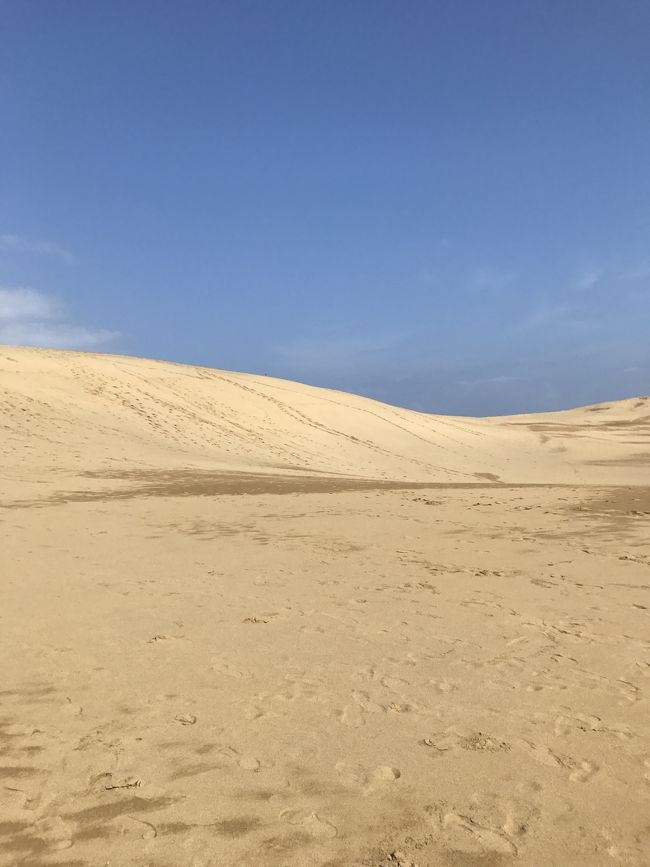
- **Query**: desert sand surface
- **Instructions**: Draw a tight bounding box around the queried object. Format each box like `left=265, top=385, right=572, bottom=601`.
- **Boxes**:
left=1, top=346, right=649, bottom=867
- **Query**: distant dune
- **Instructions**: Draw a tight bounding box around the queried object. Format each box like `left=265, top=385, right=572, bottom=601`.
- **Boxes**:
left=1, top=346, right=649, bottom=499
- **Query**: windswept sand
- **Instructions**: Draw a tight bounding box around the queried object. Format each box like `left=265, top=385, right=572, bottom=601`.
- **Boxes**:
left=1, top=347, right=649, bottom=866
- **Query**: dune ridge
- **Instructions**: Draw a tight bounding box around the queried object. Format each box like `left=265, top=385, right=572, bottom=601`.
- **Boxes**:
left=2, top=346, right=649, bottom=499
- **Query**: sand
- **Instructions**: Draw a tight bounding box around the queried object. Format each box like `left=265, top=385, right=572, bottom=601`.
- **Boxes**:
left=1, top=346, right=649, bottom=866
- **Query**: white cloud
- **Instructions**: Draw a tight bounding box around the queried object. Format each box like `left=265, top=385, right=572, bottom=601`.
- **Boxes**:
left=0, top=286, right=119, bottom=350
left=0, top=321, right=119, bottom=349
left=0, top=233, right=75, bottom=264
left=0, top=286, right=60, bottom=321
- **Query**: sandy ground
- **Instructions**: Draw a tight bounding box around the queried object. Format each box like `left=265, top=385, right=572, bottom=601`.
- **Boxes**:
left=1, top=348, right=649, bottom=866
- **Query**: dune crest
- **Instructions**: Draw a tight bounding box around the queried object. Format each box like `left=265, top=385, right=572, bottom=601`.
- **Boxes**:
left=2, top=346, right=648, bottom=498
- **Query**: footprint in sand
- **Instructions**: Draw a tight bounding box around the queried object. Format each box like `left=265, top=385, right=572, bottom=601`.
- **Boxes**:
left=380, top=675, right=410, bottom=690
left=335, top=761, right=401, bottom=793
left=217, top=747, right=263, bottom=772
left=244, top=702, right=271, bottom=720
left=442, top=812, right=517, bottom=856
left=61, top=699, right=83, bottom=717
left=115, top=814, right=157, bottom=840
left=519, top=740, right=598, bottom=782
left=422, top=729, right=510, bottom=755
left=335, top=761, right=369, bottom=788
left=427, top=789, right=538, bottom=857
left=569, top=760, right=599, bottom=783
left=421, top=732, right=457, bottom=754
left=428, top=678, right=459, bottom=694
left=553, top=714, right=599, bottom=735
left=373, top=765, right=401, bottom=782
left=0, top=787, right=29, bottom=811
left=339, top=704, right=365, bottom=727
left=33, top=816, right=74, bottom=850
left=279, top=809, right=337, bottom=838
left=238, top=755, right=261, bottom=772
left=211, top=660, right=252, bottom=679
left=338, top=690, right=383, bottom=727
left=554, top=714, right=631, bottom=739
left=518, top=739, right=565, bottom=768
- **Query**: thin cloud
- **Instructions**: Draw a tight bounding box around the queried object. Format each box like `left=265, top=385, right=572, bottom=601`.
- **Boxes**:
left=520, top=302, right=575, bottom=330
left=0, top=321, right=119, bottom=349
left=458, top=374, right=520, bottom=387
left=472, top=267, right=516, bottom=290
left=0, top=233, right=75, bottom=264
left=0, top=286, right=119, bottom=350
left=618, top=265, right=650, bottom=283
left=575, top=268, right=602, bottom=290
left=518, top=300, right=600, bottom=339
left=0, top=286, right=60, bottom=321
left=273, top=332, right=402, bottom=373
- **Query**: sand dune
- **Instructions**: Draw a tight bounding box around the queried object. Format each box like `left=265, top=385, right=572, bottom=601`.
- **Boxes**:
left=2, top=347, right=649, bottom=501
left=1, top=346, right=649, bottom=866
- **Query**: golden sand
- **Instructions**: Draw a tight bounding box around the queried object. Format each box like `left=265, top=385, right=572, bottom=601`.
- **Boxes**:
left=1, top=347, right=649, bottom=866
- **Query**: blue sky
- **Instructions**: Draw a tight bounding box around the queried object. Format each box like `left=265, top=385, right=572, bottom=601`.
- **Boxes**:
left=1, top=1, right=649, bottom=414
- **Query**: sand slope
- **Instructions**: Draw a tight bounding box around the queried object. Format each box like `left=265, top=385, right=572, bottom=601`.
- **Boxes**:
left=1, top=346, right=649, bottom=867
left=1, top=347, right=649, bottom=499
